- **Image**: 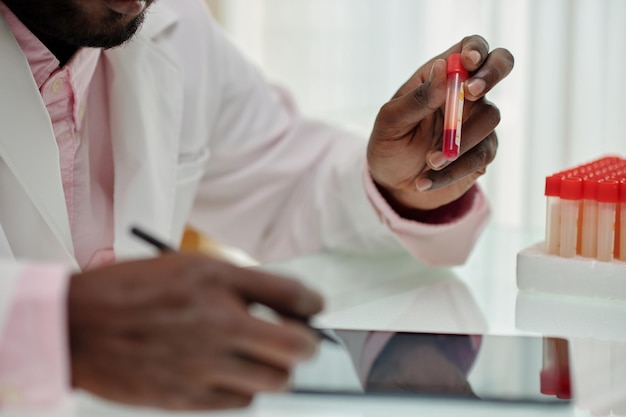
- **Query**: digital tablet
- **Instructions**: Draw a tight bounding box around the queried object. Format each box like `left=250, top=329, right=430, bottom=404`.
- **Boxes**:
left=291, top=329, right=572, bottom=405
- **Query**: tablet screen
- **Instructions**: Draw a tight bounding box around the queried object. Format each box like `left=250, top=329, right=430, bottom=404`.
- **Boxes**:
left=291, top=330, right=571, bottom=405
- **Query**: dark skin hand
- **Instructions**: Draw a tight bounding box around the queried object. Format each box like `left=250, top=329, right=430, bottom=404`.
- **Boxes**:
left=367, top=35, right=514, bottom=215
left=68, top=253, right=323, bottom=411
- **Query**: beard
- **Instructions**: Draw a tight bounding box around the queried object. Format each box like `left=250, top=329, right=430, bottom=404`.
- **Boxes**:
left=3, top=0, right=148, bottom=49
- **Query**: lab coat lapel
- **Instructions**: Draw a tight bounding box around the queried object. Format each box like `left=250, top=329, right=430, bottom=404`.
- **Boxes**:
left=0, top=17, right=75, bottom=262
left=104, top=5, right=183, bottom=258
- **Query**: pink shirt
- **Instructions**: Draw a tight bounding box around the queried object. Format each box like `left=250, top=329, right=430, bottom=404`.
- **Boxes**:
left=0, top=1, right=114, bottom=408
left=0, top=3, right=115, bottom=271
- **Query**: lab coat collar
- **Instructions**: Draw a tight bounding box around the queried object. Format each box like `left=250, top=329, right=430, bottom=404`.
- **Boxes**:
left=141, top=1, right=179, bottom=40
left=0, top=15, right=76, bottom=263
left=0, top=3, right=183, bottom=264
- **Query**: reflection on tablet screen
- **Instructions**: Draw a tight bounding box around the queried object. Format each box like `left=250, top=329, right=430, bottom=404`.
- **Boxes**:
left=291, top=330, right=571, bottom=405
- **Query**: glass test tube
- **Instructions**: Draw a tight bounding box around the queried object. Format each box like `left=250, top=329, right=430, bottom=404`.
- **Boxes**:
left=596, top=179, right=619, bottom=262
left=580, top=178, right=598, bottom=258
left=559, top=177, right=582, bottom=258
left=540, top=337, right=572, bottom=399
left=544, top=175, right=562, bottom=255
left=442, top=53, right=468, bottom=161
left=618, top=179, right=626, bottom=262
left=541, top=337, right=557, bottom=395
left=554, top=338, right=572, bottom=400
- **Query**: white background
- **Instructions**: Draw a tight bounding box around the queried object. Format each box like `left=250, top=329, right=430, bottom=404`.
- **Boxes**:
left=205, top=0, right=626, bottom=235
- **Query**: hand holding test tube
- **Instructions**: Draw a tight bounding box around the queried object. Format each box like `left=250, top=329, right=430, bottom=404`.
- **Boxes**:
left=442, top=53, right=469, bottom=161
left=366, top=36, right=513, bottom=215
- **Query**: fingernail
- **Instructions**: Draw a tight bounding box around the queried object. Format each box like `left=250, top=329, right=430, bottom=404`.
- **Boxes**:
left=467, top=78, right=486, bottom=97
left=416, top=178, right=433, bottom=192
left=428, top=151, right=447, bottom=170
left=468, top=50, right=481, bottom=66
left=428, top=62, right=436, bottom=83
left=429, top=59, right=445, bottom=83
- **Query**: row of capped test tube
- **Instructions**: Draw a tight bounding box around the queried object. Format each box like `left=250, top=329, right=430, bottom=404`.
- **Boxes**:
left=544, top=155, right=626, bottom=262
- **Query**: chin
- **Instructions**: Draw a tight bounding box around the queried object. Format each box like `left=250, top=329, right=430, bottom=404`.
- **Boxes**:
left=67, top=10, right=146, bottom=49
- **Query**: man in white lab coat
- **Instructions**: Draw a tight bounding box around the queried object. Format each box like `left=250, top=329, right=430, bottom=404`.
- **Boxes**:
left=0, top=0, right=513, bottom=411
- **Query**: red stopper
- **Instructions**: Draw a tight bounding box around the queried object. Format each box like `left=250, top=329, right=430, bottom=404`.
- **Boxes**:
left=446, top=53, right=469, bottom=78
left=560, top=177, right=582, bottom=201
left=540, top=369, right=557, bottom=395
left=597, top=179, right=620, bottom=203
left=545, top=175, right=561, bottom=197
left=582, top=177, right=598, bottom=200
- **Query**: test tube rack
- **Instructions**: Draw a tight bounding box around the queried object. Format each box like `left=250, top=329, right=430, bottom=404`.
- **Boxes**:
left=517, top=155, right=626, bottom=301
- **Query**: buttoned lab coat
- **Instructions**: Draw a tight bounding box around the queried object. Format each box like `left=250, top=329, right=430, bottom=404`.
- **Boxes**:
left=0, top=0, right=489, bottom=401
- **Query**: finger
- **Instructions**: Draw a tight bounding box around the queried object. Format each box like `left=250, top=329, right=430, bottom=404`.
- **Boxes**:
left=377, top=59, right=447, bottom=136
left=465, top=47, right=514, bottom=101
left=144, top=384, right=253, bottom=411
left=458, top=34, right=490, bottom=72
left=207, top=262, right=324, bottom=319
left=233, top=316, right=319, bottom=368
left=184, top=388, right=253, bottom=411
left=209, top=354, right=291, bottom=395
left=422, top=132, right=497, bottom=191
left=426, top=99, right=500, bottom=171
left=394, top=34, right=493, bottom=99
left=458, top=99, right=501, bottom=154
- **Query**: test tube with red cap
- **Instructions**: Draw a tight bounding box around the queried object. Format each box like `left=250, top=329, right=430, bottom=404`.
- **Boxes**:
left=596, top=179, right=620, bottom=262
left=580, top=177, right=599, bottom=258
left=442, top=53, right=469, bottom=161
left=559, top=177, right=583, bottom=258
left=617, top=178, right=626, bottom=261
left=544, top=175, right=562, bottom=255
left=554, top=338, right=572, bottom=400
left=540, top=337, right=572, bottom=400
left=541, top=338, right=557, bottom=396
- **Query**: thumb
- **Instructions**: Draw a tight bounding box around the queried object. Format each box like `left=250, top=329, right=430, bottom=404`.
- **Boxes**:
left=382, top=59, right=447, bottom=129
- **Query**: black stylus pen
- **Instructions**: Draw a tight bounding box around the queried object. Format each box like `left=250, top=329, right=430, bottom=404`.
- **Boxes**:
left=130, top=226, right=339, bottom=345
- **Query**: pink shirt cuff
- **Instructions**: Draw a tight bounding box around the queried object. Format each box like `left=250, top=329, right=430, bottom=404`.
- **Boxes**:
left=362, top=164, right=491, bottom=266
left=0, top=264, right=71, bottom=409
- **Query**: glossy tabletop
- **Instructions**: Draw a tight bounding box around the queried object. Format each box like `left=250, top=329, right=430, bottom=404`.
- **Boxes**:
left=10, top=226, right=626, bottom=417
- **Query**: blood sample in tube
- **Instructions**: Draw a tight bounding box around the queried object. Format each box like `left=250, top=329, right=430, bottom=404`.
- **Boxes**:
left=442, top=53, right=468, bottom=161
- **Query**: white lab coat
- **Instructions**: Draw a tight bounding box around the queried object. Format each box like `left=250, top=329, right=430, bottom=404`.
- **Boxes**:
left=0, top=0, right=406, bottom=267
left=0, top=0, right=488, bottom=406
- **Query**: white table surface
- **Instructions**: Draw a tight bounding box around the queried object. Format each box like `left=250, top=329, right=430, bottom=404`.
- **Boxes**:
left=7, top=226, right=626, bottom=417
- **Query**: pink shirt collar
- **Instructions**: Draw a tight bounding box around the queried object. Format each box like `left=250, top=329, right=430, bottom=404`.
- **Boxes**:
left=0, top=1, right=100, bottom=104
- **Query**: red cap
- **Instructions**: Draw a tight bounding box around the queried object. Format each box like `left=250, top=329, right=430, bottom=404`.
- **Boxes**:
left=594, top=168, right=610, bottom=179
left=620, top=179, right=626, bottom=203
left=544, top=175, right=561, bottom=197
left=540, top=369, right=557, bottom=395
left=555, top=367, right=572, bottom=400
left=560, top=177, right=582, bottom=200
left=597, top=179, right=620, bottom=203
left=600, top=155, right=622, bottom=164
left=446, top=53, right=469, bottom=78
left=582, top=177, right=598, bottom=200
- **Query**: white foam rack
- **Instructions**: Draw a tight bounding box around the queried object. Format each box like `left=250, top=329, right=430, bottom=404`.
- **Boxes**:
left=516, top=242, right=626, bottom=340
left=516, top=242, right=626, bottom=302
